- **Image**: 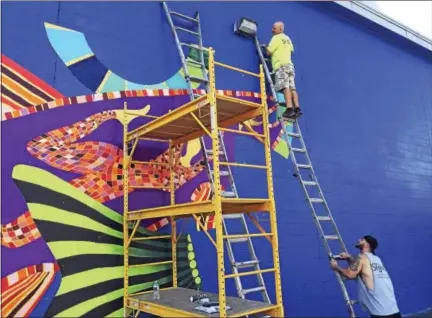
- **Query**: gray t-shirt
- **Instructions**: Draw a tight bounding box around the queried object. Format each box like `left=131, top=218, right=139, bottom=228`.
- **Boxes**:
left=357, top=252, right=399, bottom=316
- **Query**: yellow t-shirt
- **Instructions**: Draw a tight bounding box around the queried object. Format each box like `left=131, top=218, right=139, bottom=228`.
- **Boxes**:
left=267, top=33, right=294, bottom=71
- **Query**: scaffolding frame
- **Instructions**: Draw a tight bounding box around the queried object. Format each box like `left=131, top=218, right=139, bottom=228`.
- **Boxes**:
left=123, top=48, right=284, bottom=317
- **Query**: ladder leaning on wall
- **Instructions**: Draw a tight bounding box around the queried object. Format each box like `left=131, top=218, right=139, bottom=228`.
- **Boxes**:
left=161, top=1, right=271, bottom=304
left=253, top=36, right=357, bottom=317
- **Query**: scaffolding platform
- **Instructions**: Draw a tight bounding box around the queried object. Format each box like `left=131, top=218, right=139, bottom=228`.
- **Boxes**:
left=127, top=198, right=271, bottom=221
left=127, top=287, right=279, bottom=317
left=126, top=94, right=263, bottom=145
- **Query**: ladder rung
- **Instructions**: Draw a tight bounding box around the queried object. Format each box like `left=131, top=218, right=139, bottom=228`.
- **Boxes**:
left=287, top=132, right=301, bottom=138
left=297, top=164, right=311, bottom=169
left=234, top=260, right=259, bottom=269
left=228, top=237, right=248, bottom=243
left=175, top=26, right=200, bottom=36
left=302, top=181, right=317, bottom=186
left=170, top=11, right=198, bottom=23
left=225, top=268, right=275, bottom=279
left=324, top=235, right=340, bottom=240
left=309, top=198, right=324, bottom=203
left=316, top=216, right=331, bottom=221
left=242, top=286, right=266, bottom=295
left=205, top=149, right=224, bottom=156
left=210, top=169, right=229, bottom=176
left=186, top=58, right=205, bottom=67
left=187, top=75, right=208, bottom=83
left=223, top=213, right=242, bottom=219
left=181, top=42, right=204, bottom=50
left=292, top=148, right=306, bottom=153
left=224, top=233, right=272, bottom=240
left=221, top=191, right=236, bottom=198
left=219, top=170, right=230, bottom=177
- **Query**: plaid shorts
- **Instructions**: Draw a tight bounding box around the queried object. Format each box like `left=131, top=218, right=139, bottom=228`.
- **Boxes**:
left=274, top=64, right=296, bottom=92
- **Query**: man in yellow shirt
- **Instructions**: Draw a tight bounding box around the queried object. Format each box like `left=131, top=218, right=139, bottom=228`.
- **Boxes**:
left=265, top=21, right=302, bottom=119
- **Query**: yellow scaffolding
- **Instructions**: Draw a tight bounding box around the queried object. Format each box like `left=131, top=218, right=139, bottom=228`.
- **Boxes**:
left=123, top=48, right=284, bottom=317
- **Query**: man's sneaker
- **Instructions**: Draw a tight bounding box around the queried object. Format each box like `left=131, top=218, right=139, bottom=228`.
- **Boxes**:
left=295, top=107, right=303, bottom=118
left=282, top=108, right=296, bottom=119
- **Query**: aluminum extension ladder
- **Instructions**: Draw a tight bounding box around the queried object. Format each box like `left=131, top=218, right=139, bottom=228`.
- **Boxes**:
left=254, top=36, right=357, bottom=317
left=162, top=2, right=271, bottom=304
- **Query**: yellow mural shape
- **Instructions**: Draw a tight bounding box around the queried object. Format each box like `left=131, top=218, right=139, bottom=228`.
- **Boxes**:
left=114, top=104, right=151, bottom=125
left=180, top=138, right=202, bottom=167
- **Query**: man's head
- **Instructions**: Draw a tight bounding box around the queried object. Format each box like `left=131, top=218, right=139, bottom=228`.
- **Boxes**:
left=355, top=235, right=378, bottom=254
left=272, top=21, right=284, bottom=35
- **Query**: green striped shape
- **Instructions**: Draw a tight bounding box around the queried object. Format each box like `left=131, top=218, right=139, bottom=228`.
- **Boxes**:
left=12, top=164, right=202, bottom=316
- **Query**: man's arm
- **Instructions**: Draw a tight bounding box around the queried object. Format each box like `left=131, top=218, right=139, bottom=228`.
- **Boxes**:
left=330, top=255, right=364, bottom=280
left=266, top=36, right=278, bottom=56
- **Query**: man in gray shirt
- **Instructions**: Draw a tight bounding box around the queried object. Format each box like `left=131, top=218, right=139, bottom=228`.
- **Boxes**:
left=330, top=235, right=401, bottom=318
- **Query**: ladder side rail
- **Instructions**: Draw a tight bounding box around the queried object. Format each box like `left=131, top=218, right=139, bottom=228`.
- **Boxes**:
left=219, top=135, right=270, bottom=302
left=255, top=35, right=348, bottom=254
left=292, top=125, right=355, bottom=317
left=254, top=35, right=355, bottom=317
left=254, top=37, right=283, bottom=118
left=162, top=3, right=216, bottom=194
left=162, top=2, right=195, bottom=101
left=221, top=219, right=244, bottom=297
left=239, top=215, right=271, bottom=302
left=162, top=3, right=243, bottom=304
left=218, top=134, right=239, bottom=196
left=163, top=6, right=273, bottom=305
left=254, top=36, right=302, bottom=175
left=292, top=121, right=349, bottom=254
left=195, top=12, right=208, bottom=82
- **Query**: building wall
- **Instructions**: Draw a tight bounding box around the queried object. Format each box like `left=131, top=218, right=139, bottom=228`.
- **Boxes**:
left=2, top=1, right=432, bottom=317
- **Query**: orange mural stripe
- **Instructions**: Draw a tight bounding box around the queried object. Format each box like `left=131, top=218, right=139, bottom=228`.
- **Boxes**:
left=19, top=272, right=55, bottom=317
left=2, top=273, right=46, bottom=315
left=1, top=54, right=63, bottom=99
left=2, top=274, right=40, bottom=313
left=2, top=274, right=36, bottom=299
left=2, top=76, right=45, bottom=106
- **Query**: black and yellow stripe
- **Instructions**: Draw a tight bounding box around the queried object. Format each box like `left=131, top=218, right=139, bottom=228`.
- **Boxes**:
left=12, top=165, right=200, bottom=317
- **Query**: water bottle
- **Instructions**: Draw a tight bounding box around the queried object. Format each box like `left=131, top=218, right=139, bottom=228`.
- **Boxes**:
left=153, top=281, right=160, bottom=300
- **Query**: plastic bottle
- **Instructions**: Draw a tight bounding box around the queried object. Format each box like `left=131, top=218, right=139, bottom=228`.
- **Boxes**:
left=153, top=281, right=160, bottom=300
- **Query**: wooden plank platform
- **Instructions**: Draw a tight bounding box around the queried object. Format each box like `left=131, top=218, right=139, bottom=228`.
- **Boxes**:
left=126, top=94, right=263, bottom=144
left=127, top=198, right=271, bottom=221
left=127, top=287, right=279, bottom=317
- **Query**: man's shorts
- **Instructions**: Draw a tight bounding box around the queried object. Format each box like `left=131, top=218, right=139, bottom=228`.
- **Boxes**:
left=274, top=64, right=296, bottom=92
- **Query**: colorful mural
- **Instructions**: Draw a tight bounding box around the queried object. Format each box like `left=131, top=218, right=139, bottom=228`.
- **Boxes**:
left=0, top=49, right=284, bottom=316
left=1, top=52, right=209, bottom=316
left=0, top=11, right=293, bottom=317
left=3, top=1, right=432, bottom=316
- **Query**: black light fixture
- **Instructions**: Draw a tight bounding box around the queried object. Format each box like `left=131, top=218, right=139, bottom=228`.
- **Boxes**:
left=234, top=17, right=258, bottom=38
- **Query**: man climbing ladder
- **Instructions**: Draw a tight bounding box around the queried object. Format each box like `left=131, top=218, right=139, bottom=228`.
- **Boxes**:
left=262, top=21, right=303, bottom=119
left=235, top=19, right=357, bottom=317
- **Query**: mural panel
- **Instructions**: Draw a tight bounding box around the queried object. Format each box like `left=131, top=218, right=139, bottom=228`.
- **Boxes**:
left=1, top=51, right=283, bottom=316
